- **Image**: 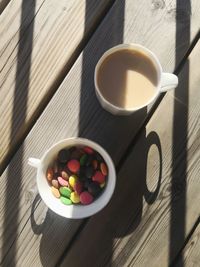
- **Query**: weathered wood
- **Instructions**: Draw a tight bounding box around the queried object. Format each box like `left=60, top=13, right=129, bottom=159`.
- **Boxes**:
left=0, top=0, right=114, bottom=170
left=1, top=0, right=200, bottom=266
left=0, top=0, right=11, bottom=14
left=59, top=41, right=200, bottom=266
left=175, top=221, right=200, bottom=267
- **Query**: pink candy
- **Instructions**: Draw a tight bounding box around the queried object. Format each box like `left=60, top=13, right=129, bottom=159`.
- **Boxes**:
left=80, top=191, right=93, bottom=205
left=83, top=146, right=94, bottom=154
left=58, top=176, right=69, bottom=187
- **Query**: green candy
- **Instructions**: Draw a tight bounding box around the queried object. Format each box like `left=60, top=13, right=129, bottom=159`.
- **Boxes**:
left=80, top=154, right=88, bottom=166
left=60, top=196, right=72, bottom=205
left=59, top=187, right=72, bottom=198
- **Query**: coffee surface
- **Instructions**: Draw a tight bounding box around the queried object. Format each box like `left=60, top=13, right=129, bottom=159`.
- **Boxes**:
left=97, top=49, right=158, bottom=109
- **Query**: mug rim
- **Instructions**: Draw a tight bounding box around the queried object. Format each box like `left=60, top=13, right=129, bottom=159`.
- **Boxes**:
left=35, top=137, right=116, bottom=219
left=94, top=43, right=162, bottom=112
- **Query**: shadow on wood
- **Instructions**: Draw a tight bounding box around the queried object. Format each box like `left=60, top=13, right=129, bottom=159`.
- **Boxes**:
left=1, top=0, right=36, bottom=266
left=169, top=0, right=190, bottom=265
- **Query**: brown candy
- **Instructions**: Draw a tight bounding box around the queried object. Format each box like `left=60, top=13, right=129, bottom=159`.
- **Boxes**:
left=92, top=160, right=98, bottom=170
left=58, top=149, right=70, bottom=163
left=61, top=170, right=69, bottom=180
left=53, top=161, right=59, bottom=174
left=52, top=179, right=59, bottom=189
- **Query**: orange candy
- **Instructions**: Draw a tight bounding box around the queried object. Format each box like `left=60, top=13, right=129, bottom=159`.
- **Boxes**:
left=100, top=162, right=108, bottom=176
left=51, top=186, right=60, bottom=198
left=67, top=159, right=80, bottom=173
left=46, top=168, right=54, bottom=181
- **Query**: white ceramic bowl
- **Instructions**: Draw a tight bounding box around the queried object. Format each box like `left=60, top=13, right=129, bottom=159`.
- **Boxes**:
left=28, top=138, right=116, bottom=219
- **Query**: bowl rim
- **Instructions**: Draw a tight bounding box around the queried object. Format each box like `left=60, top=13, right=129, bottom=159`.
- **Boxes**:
left=36, top=137, right=116, bottom=219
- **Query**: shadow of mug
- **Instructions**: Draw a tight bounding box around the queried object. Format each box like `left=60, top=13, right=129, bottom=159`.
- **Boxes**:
left=108, top=130, right=162, bottom=240
left=143, top=131, right=162, bottom=205
left=31, top=195, right=79, bottom=267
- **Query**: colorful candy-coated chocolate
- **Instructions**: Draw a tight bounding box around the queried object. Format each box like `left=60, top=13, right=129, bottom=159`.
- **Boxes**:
left=80, top=154, right=88, bottom=166
left=60, top=196, right=72, bottom=205
left=85, top=155, right=93, bottom=167
left=52, top=179, right=59, bottom=189
left=61, top=170, right=69, bottom=180
left=74, top=181, right=83, bottom=195
left=49, top=146, right=108, bottom=205
left=83, top=146, right=94, bottom=154
left=92, top=160, right=98, bottom=170
left=92, top=171, right=105, bottom=184
left=69, top=175, right=78, bottom=189
left=84, top=178, right=92, bottom=189
left=46, top=168, right=54, bottom=181
left=70, top=192, right=80, bottom=203
left=88, top=182, right=101, bottom=197
left=100, top=182, right=106, bottom=188
left=70, top=147, right=83, bottom=159
left=95, top=153, right=103, bottom=162
left=53, top=161, right=59, bottom=174
left=58, top=149, right=70, bottom=163
left=51, top=186, right=60, bottom=198
left=80, top=191, right=93, bottom=205
left=100, top=162, right=108, bottom=176
left=59, top=186, right=72, bottom=198
left=85, top=166, right=94, bottom=178
left=58, top=176, right=69, bottom=187
left=67, top=159, right=80, bottom=173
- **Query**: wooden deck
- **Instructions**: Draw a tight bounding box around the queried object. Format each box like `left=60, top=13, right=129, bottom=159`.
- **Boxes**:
left=0, top=0, right=200, bottom=266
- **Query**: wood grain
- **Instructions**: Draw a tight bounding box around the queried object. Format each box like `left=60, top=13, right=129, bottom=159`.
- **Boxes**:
left=0, top=0, right=11, bottom=14
left=1, top=0, right=200, bottom=266
left=59, top=41, right=200, bottom=267
left=0, top=0, right=114, bottom=170
left=175, top=221, right=200, bottom=267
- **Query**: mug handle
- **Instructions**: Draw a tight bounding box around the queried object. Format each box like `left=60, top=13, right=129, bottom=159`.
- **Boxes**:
left=28, top=157, right=41, bottom=168
left=160, top=73, right=178, bottom=92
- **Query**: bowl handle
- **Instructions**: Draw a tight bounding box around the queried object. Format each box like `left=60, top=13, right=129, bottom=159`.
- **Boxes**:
left=28, top=157, right=41, bottom=168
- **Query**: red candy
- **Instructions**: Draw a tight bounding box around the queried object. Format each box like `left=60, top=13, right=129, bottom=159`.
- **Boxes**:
left=80, top=191, right=93, bottom=205
left=92, top=171, right=105, bottom=184
left=83, top=146, right=94, bottom=154
left=74, top=181, right=83, bottom=195
left=67, top=159, right=80, bottom=173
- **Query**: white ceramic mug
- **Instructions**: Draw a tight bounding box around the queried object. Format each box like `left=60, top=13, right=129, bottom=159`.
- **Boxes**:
left=94, top=43, right=178, bottom=115
left=28, top=138, right=116, bottom=219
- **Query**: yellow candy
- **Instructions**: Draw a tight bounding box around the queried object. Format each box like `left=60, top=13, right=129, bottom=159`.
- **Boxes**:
left=100, top=182, right=105, bottom=188
left=70, top=192, right=80, bottom=204
left=69, top=175, right=78, bottom=189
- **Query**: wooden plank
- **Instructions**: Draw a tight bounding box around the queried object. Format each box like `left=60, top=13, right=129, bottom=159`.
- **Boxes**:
left=59, top=41, right=200, bottom=266
left=0, top=0, right=11, bottom=14
left=0, top=0, right=114, bottom=170
left=1, top=0, right=200, bottom=266
left=175, top=221, right=200, bottom=267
